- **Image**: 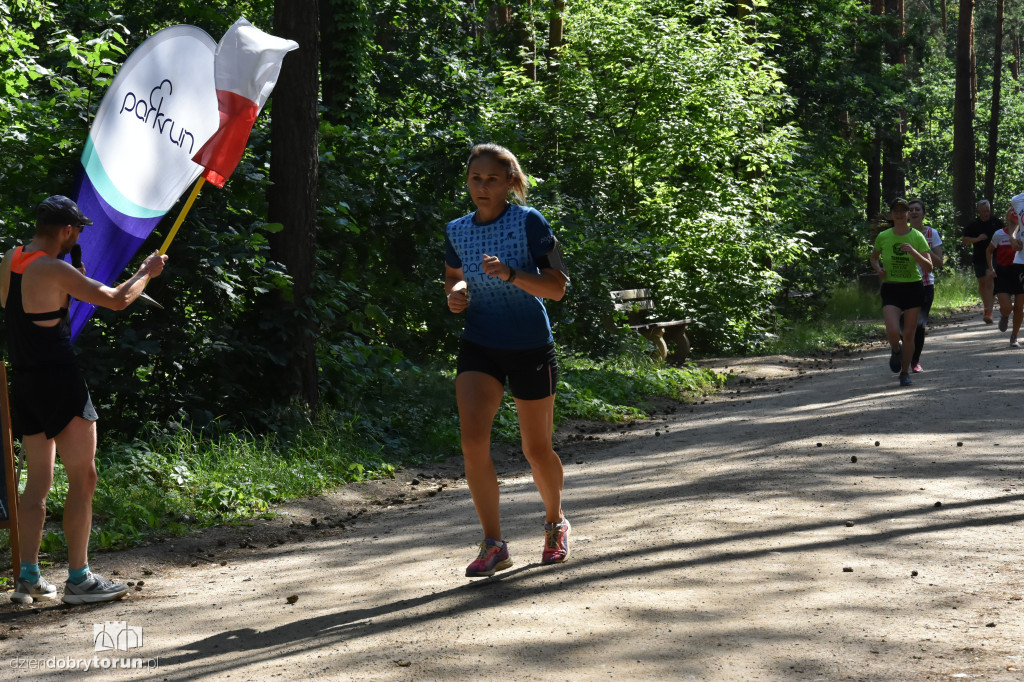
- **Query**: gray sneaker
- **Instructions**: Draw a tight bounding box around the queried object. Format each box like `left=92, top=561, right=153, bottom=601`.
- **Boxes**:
left=62, top=572, right=128, bottom=605
left=10, top=576, right=58, bottom=604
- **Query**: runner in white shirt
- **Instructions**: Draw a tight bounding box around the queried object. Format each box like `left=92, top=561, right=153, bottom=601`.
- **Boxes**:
left=986, top=210, right=1021, bottom=342
left=1005, top=206, right=1024, bottom=347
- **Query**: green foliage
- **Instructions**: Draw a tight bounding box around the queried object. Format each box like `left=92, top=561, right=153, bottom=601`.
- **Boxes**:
left=485, top=0, right=807, bottom=353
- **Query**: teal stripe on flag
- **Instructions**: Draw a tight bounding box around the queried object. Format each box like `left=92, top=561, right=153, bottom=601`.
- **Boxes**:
left=81, top=137, right=166, bottom=219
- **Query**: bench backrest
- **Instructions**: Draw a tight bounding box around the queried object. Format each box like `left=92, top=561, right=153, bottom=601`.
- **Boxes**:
left=610, top=288, right=655, bottom=313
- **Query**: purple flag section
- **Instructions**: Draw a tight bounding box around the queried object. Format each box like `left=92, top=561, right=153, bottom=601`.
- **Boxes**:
left=68, top=174, right=164, bottom=338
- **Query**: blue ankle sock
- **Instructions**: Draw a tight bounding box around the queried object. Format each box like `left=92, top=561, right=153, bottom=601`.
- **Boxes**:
left=68, top=565, right=90, bottom=585
left=20, top=562, right=40, bottom=584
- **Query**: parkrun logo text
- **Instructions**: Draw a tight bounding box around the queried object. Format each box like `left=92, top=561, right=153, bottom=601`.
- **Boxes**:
left=119, top=79, right=197, bottom=153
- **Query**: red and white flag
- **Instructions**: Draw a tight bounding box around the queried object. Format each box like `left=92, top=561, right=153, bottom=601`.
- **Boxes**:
left=192, top=17, right=299, bottom=188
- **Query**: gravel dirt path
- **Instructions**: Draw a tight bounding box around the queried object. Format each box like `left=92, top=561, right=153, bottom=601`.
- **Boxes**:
left=3, top=308, right=1024, bottom=681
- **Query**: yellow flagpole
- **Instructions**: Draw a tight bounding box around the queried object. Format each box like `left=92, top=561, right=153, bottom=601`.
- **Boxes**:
left=159, top=176, right=206, bottom=255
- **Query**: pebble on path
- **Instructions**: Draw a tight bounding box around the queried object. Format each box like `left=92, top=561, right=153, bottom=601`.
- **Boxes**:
left=851, top=455, right=858, bottom=463
left=842, top=567, right=853, bottom=572
left=286, top=595, right=299, bottom=604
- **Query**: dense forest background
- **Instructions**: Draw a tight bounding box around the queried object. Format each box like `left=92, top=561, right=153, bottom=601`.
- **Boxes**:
left=1, top=0, right=1022, bottom=440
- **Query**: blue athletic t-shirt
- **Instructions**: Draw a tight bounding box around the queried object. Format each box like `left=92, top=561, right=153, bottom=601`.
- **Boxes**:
left=444, top=203, right=557, bottom=350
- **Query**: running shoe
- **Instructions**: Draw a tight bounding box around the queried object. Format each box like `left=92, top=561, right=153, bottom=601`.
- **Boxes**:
left=1012, top=337, right=1021, bottom=348
left=911, top=363, right=923, bottom=373
left=465, top=539, right=512, bottom=577
left=541, top=516, right=571, bottom=565
left=1000, top=315, right=1009, bottom=332
left=62, top=572, right=128, bottom=605
left=984, top=311, right=994, bottom=324
left=888, top=344, right=902, bottom=374
left=899, top=372, right=912, bottom=387
left=10, top=576, right=58, bottom=604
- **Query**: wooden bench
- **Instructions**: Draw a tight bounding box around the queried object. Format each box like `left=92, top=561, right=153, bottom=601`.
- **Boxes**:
left=610, top=288, right=693, bottom=363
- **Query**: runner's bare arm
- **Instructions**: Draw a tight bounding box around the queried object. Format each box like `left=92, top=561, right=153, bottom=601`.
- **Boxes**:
left=52, top=250, right=166, bottom=310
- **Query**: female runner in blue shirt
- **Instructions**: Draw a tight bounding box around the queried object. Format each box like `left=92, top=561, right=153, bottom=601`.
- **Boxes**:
left=444, top=143, right=571, bottom=577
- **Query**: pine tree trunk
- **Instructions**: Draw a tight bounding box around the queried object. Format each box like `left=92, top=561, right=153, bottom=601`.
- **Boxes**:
left=864, top=0, right=884, bottom=220
left=548, top=0, right=564, bottom=73
left=268, top=0, right=321, bottom=412
left=1011, top=29, right=1020, bottom=81
left=952, top=0, right=976, bottom=229
left=868, top=131, right=882, bottom=221
left=881, top=0, right=906, bottom=201
left=984, top=0, right=1004, bottom=203
left=523, top=0, right=537, bottom=81
left=319, top=0, right=368, bottom=124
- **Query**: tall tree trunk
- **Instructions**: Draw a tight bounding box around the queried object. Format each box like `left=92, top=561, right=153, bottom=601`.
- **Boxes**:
left=882, top=0, right=906, bottom=201
left=952, top=0, right=976, bottom=229
left=868, top=132, right=883, bottom=221
left=1012, top=29, right=1020, bottom=81
left=523, top=0, right=537, bottom=80
left=941, top=0, right=947, bottom=32
left=547, top=0, right=564, bottom=73
left=984, top=0, right=1004, bottom=202
left=864, top=0, right=884, bottom=220
left=970, top=12, right=977, bottom=118
left=319, top=0, right=369, bottom=124
left=269, top=1, right=321, bottom=411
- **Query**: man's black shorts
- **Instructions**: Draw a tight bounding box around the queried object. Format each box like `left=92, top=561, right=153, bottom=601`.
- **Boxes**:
left=457, top=339, right=558, bottom=400
left=994, top=264, right=1024, bottom=295
left=11, top=365, right=98, bottom=439
left=880, top=281, right=925, bottom=311
left=974, top=260, right=991, bottom=279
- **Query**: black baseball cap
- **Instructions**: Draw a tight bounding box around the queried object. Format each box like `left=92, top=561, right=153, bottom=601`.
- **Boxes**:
left=890, top=197, right=910, bottom=210
left=36, top=195, right=93, bottom=227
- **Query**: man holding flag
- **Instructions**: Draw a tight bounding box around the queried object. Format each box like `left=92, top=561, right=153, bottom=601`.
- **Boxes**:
left=1, top=196, right=166, bottom=604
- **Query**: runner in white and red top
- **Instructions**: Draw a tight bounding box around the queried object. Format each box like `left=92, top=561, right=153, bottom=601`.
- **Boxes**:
left=986, top=208, right=1021, bottom=343
left=1005, top=205, right=1024, bottom=347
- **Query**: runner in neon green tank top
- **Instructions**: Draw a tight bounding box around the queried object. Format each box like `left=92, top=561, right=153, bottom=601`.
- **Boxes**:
left=869, top=198, right=933, bottom=386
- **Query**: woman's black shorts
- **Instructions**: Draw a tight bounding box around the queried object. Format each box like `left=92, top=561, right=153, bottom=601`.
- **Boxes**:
left=994, top=264, right=1024, bottom=295
left=880, top=281, right=924, bottom=311
left=457, top=339, right=558, bottom=400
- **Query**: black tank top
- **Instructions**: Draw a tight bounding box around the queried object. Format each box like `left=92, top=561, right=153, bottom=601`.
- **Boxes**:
left=5, top=246, right=75, bottom=369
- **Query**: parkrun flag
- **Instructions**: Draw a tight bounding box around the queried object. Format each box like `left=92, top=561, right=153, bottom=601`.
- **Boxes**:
left=69, top=18, right=297, bottom=339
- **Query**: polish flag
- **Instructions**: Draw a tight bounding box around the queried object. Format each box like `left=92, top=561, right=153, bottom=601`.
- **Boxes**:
left=192, top=18, right=298, bottom=187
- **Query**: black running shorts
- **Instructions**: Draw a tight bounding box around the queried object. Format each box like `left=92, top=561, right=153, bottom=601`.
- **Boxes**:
left=457, top=339, right=558, bottom=400
left=880, top=281, right=925, bottom=311
left=994, top=264, right=1024, bottom=295
left=11, top=365, right=98, bottom=439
